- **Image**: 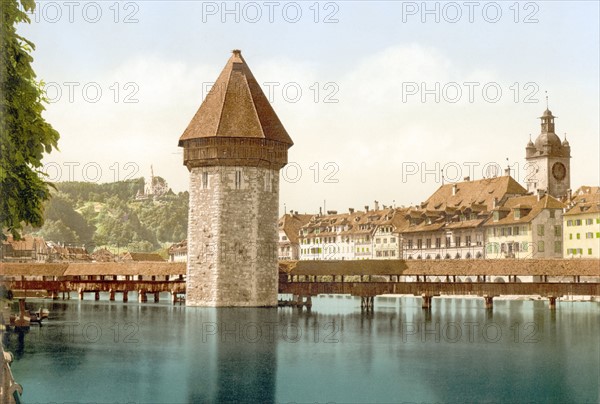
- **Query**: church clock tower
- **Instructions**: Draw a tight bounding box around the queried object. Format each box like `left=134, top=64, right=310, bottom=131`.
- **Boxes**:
left=525, top=107, right=571, bottom=199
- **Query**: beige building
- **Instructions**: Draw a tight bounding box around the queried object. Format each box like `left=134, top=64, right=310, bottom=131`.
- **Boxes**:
left=167, top=240, right=187, bottom=263
left=564, top=186, right=600, bottom=258
left=484, top=193, right=565, bottom=259
left=278, top=212, right=312, bottom=260
left=372, top=207, right=409, bottom=259
left=402, top=176, right=527, bottom=260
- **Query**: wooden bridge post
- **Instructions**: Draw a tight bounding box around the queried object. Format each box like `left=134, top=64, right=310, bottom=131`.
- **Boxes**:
left=171, top=291, right=177, bottom=304
left=154, top=292, right=160, bottom=303
left=109, top=289, right=115, bottom=301
left=138, top=290, right=147, bottom=303
left=94, top=291, right=100, bottom=301
left=484, top=295, right=494, bottom=309
left=360, top=296, right=374, bottom=311
left=421, top=294, right=432, bottom=310
left=78, top=289, right=84, bottom=300
left=548, top=296, right=557, bottom=310
left=123, top=291, right=128, bottom=303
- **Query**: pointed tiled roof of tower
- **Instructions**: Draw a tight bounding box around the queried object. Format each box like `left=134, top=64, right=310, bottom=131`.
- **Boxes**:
left=178, top=50, right=293, bottom=146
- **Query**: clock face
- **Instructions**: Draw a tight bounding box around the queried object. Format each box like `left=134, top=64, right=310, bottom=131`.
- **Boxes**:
left=552, top=162, right=566, bottom=181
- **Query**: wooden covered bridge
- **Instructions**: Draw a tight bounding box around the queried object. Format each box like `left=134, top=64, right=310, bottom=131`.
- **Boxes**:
left=278, top=259, right=600, bottom=310
left=0, top=262, right=187, bottom=303
left=1, top=259, right=598, bottom=309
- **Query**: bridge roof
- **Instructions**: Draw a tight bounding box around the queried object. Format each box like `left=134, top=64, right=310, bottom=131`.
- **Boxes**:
left=0, top=262, right=186, bottom=277
left=279, top=259, right=600, bottom=277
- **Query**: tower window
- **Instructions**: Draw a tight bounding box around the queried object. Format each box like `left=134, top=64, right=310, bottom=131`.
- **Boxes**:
left=202, top=171, right=209, bottom=189
left=235, top=170, right=242, bottom=189
left=264, top=170, right=272, bottom=192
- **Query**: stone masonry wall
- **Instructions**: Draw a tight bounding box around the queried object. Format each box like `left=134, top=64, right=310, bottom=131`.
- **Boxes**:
left=187, top=166, right=279, bottom=306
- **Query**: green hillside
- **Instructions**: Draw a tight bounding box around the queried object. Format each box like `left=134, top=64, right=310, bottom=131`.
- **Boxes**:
left=31, top=178, right=188, bottom=253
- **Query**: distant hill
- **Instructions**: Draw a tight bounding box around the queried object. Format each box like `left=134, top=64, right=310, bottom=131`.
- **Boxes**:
left=31, top=178, right=188, bottom=252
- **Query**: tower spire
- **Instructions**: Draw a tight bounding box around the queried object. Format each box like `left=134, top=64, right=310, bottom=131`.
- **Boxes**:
left=545, top=90, right=549, bottom=110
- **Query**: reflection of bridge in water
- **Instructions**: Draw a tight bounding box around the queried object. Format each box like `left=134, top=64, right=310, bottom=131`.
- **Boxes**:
left=1, top=259, right=598, bottom=310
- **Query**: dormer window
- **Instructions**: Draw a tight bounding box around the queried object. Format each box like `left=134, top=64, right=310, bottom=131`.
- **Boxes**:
left=493, top=211, right=500, bottom=221
left=514, top=209, right=521, bottom=219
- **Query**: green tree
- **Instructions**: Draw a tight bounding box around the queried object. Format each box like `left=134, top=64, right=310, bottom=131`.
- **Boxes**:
left=0, top=0, right=60, bottom=239
left=37, top=219, right=78, bottom=243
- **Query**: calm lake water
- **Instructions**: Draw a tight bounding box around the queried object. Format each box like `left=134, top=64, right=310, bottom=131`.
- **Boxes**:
left=4, top=294, right=599, bottom=403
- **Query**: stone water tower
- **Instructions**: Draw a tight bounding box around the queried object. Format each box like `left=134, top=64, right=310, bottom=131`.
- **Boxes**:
left=178, top=50, right=293, bottom=306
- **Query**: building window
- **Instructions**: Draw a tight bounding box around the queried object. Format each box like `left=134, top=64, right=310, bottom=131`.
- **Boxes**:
left=390, top=237, right=396, bottom=243
left=597, top=232, right=600, bottom=238
left=455, top=236, right=461, bottom=247
left=575, top=219, right=582, bottom=226
left=554, top=225, right=561, bottom=237
left=514, top=226, right=519, bottom=236
left=588, top=248, right=593, bottom=255
left=586, top=219, right=593, bottom=225
left=549, top=210, right=555, bottom=219
left=569, top=234, right=572, bottom=240
left=576, top=233, right=580, bottom=240
left=507, top=227, right=512, bottom=236
left=514, top=210, right=521, bottom=219
left=538, top=241, right=545, bottom=252
left=537, top=224, right=544, bottom=236
left=465, top=235, right=471, bottom=246
left=446, top=236, right=451, bottom=247
left=567, top=220, right=572, bottom=227
left=407, top=240, right=413, bottom=249
left=586, top=232, right=593, bottom=239
left=202, top=171, right=209, bottom=189
left=514, top=242, right=520, bottom=252
left=235, top=170, right=242, bottom=189
left=417, top=239, right=423, bottom=249
left=435, top=238, right=441, bottom=248
left=554, top=241, right=561, bottom=253
left=426, top=239, right=431, bottom=249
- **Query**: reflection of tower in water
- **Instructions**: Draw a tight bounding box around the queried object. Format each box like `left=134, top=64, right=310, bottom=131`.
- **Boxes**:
left=186, top=308, right=278, bottom=403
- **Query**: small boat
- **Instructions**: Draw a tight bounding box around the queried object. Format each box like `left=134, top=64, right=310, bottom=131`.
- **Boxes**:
left=8, top=299, right=49, bottom=330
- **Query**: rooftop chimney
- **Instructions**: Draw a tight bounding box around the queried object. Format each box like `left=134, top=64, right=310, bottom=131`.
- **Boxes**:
left=463, top=176, right=470, bottom=182
left=349, top=208, right=355, bottom=214
left=537, top=189, right=546, bottom=201
left=493, top=197, right=498, bottom=208
left=364, top=205, right=369, bottom=212
left=452, top=184, right=458, bottom=196
left=504, top=167, right=511, bottom=177
left=319, top=207, right=322, bottom=216
left=374, top=200, right=379, bottom=211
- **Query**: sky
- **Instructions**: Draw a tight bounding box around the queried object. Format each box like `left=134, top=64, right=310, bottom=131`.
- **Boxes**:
left=19, top=0, right=600, bottom=215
